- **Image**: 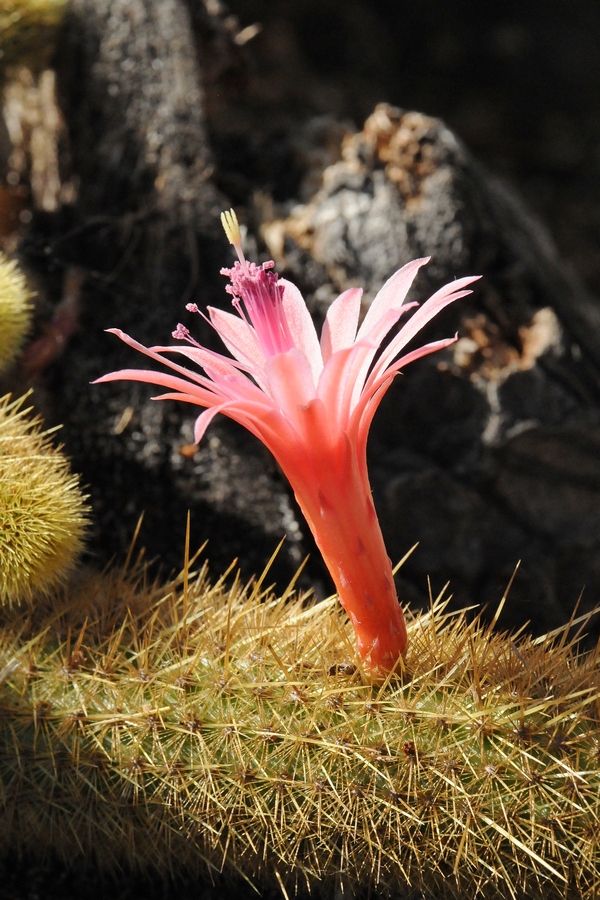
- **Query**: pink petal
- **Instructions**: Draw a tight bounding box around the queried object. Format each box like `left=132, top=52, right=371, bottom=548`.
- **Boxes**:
left=345, top=301, right=420, bottom=412
left=280, top=278, right=323, bottom=386
left=320, top=288, right=363, bottom=362
left=228, top=401, right=301, bottom=453
left=99, top=329, right=215, bottom=390
left=265, top=348, right=316, bottom=428
left=346, top=336, right=459, bottom=455
left=93, top=368, right=219, bottom=405
left=353, top=378, right=394, bottom=455
left=316, top=345, right=356, bottom=426
left=152, top=387, right=277, bottom=422
left=317, top=341, right=376, bottom=431
left=361, top=336, right=458, bottom=406
left=207, top=306, right=265, bottom=370
left=356, top=258, right=429, bottom=341
left=212, top=371, right=277, bottom=406
left=356, top=300, right=419, bottom=348
left=193, top=405, right=231, bottom=443
left=152, top=343, right=270, bottom=400
left=370, top=277, right=480, bottom=381
left=291, top=396, right=333, bottom=456
left=151, top=390, right=297, bottom=455
left=380, top=336, right=458, bottom=379
left=152, top=343, right=248, bottom=379
left=212, top=397, right=303, bottom=461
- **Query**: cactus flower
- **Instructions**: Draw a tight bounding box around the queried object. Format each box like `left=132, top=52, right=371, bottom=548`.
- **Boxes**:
left=95, top=211, right=479, bottom=673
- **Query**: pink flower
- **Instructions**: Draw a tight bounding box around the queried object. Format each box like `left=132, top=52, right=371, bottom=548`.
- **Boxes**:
left=95, top=210, right=479, bottom=674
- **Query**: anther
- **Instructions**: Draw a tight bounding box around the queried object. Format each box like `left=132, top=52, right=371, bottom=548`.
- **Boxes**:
left=220, top=208, right=246, bottom=265
left=172, top=324, right=190, bottom=341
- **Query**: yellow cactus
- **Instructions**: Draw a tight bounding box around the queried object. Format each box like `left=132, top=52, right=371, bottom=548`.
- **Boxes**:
left=0, top=254, right=32, bottom=374
left=0, top=553, right=598, bottom=897
left=0, top=0, right=68, bottom=71
left=0, top=392, right=88, bottom=603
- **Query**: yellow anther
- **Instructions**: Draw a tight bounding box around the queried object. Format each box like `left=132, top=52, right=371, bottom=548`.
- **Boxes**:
left=221, top=209, right=242, bottom=248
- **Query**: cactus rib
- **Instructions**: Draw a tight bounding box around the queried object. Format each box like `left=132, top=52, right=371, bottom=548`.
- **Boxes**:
left=0, top=560, right=599, bottom=898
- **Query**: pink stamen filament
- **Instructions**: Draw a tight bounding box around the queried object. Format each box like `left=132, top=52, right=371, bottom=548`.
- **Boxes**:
left=224, top=259, right=295, bottom=358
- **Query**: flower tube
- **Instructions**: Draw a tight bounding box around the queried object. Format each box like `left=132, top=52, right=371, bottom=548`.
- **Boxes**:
left=95, top=210, right=479, bottom=673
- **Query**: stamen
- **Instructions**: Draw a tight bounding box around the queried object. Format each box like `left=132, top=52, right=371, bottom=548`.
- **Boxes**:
left=172, top=324, right=201, bottom=347
left=173, top=324, right=190, bottom=341
left=220, top=210, right=295, bottom=357
left=221, top=209, right=246, bottom=266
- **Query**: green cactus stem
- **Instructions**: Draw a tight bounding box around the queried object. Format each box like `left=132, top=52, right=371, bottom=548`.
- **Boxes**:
left=0, top=255, right=32, bottom=374
left=0, top=392, right=89, bottom=603
left=0, top=0, right=68, bottom=72
left=0, top=552, right=598, bottom=898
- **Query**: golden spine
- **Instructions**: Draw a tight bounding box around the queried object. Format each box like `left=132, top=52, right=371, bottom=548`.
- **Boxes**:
left=0, top=392, right=88, bottom=603
left=1, top=556, right=598, bottom=898
left=0, top=255, right=32, bottom=374
left=0, top=0, right=68, bottom=71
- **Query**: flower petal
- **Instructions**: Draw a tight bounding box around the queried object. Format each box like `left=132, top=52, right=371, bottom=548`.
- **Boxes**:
left=207, top=306, right=265, bottom=370
left=93, top=368, right=219, bottom=405
left=356, top=336, right=458, bottom=423
left=321, top=288, right=363, bottom=362
left=151, top=390, right=299, bottom=456
left=152, top=343, right=268, bottom=397
left=148, top=392, right=232, bottom=442
left=193, top=405, right=231, bottom=443
left=369, top=277, right=480, bottom=381
left=99, top=329, right=215, bottom=390
left=265, top=348, right=316, bottom=428
left=354, top=378, right=394, bottom=457
left=356, top=258, right=429, bottom=341
left=376, top=336, right=458, bottom=382
left=280, top=278, right=323, bottom=386
left=346, top=301, right=420, bottom=412
left=317, top=341, right=376, bottom=431
left=152, top=343, right=248, bottom=379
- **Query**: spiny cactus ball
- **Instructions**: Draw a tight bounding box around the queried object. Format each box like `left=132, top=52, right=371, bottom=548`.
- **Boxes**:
left=0, top=392, right=88, bottom=603
left=0, top=254, right=32, bottom=374
left=0, top=0, right=68, bottom=72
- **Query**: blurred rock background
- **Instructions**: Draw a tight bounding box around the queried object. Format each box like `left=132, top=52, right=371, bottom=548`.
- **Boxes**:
left=3, top=0, right=600, bottom=629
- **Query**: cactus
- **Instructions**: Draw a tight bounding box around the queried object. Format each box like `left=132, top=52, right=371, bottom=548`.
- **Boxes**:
left=0, top=254, right=32, bottom=374
left=0, top=392, right=88, bottom=603
left=0, top=0, right=68, bottom=72
left=1, top=552, right=598, bottom=899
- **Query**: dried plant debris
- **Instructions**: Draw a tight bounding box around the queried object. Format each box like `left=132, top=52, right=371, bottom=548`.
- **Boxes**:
left=1, top=553, right=599, bottom=898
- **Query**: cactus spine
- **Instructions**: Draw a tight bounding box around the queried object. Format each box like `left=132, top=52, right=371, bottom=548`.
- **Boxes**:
left=0, top=0, right=68, bottom=72
left=1, top=556, right=598, bottom=898
left=0, top=254, right=32, bottom=374
left=0, top=392, right=88, bottom=603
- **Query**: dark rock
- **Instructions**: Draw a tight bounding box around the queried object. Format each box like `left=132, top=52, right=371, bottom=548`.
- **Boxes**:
left=38, top=0, right=307, bottom=587
left=54, top=0, right=217, bottom=227
left=16, top=7, right=600, bottom=636
left=270, top=103, right=600, bottom=634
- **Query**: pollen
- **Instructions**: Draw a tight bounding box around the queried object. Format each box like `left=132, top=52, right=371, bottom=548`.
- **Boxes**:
left=221, top=209, right=244, bottom=256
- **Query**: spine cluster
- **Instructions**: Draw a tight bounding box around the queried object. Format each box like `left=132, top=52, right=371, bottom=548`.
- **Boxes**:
left=0, top=253, right=31, bottom=374
left=1, top=560, right=598, bottom=898
left=0, top=0, right=68, bottom=71
left=0, top=392, right=88, bottom=603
